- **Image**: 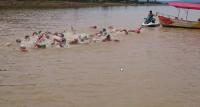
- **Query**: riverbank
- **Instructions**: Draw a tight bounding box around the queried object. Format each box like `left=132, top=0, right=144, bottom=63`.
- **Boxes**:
left=0, top=1, right=133, bottom=9
left=0, top=1, right=164, bottom=9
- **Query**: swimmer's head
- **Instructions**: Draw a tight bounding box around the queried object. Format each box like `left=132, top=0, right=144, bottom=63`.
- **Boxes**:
left=38, top=31, right=42, bottom=34
left=25, top=35, right=30, bottom=39
left=107, top=35, right=111, bottom=40
left=103, top=28, right=106, bottom=32
left=90, top=26, right=97, bottom=29
left=46, top=35, right=50, bottom=39
left=16, top=39, right=21, bottom=43
left=32, top=32, right=38, bottom=36
left=54, top=32, right=58, bottom=35
left=25, top=35, right=30, bottom=41
left=93, top=26, right=97, bottom=29
left=62, top=38, right=66, bottom=42
left=46, top=31, right=51, bottom=34
left=60, top=33, right=64, bottom=38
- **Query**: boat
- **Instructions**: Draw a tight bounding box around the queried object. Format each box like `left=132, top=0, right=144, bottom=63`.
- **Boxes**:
left=142, top=14, right=160, bottom=27
left=142, top=22, right=160, bottom=27
left=158, top=2, right=200, bottom=29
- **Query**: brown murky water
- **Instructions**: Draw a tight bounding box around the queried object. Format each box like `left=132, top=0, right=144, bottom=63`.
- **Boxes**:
left=0, top=6, right=200, bottom=107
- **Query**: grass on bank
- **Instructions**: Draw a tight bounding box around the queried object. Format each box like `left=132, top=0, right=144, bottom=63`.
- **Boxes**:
left=0, top=0, right=165, bottom=9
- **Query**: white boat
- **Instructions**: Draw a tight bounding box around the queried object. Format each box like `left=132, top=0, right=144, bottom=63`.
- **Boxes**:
left=142, top=22, right=160, bottom=27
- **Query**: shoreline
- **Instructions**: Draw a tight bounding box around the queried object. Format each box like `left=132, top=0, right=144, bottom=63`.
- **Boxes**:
left=0, top=1, right=165, bottom=9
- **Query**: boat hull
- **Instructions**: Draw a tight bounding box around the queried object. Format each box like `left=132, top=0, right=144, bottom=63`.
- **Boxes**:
left=158, top=15, right=200, bottom=29
left=142, top=22, right=160, bottom=27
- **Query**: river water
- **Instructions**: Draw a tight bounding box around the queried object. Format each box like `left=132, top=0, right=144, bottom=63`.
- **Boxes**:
left=0, top=6, right=200, bottom=107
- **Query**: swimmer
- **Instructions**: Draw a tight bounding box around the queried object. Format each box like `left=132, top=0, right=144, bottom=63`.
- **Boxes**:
left=51, top=33, right=67, bottom=48
left=128, top=27, right=142, bottom=34
left=15, top=37, right=27, bottom=51
left=102, top=35, right=120, bottom=42
left=52, top=33, right=62, bottom=44
left=121, top=29, right=129, bottom=35
left=78, top=33, right=91, bottom=42
left=93, top=28, right=108, bottom=37
left=69, top=39, right=79, bottom=45
left=60, top=38, right=67, bottom=47
left=95, top=31, right=103, bottom=37
left=89, top=26, right=97, bottom=29
left=32, top=32, right=48, bottom=48
left=108, top=26, right=128, bottom=35
left=102, top=28, right=107, bottom=36
left=37, top=33, right=46, bottom=42
left=17, top=35, right=33, bottom=48
left=102, top=35, right=111, bottom=42
left=32, top=32, right=37, bottom=36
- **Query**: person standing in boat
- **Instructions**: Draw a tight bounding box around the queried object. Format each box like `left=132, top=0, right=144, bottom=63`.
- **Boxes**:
left=145, top=10, right=156, bottom=24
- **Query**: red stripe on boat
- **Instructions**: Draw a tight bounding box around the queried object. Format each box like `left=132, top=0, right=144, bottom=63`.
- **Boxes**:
left=159, top=16, right=174, bottom=25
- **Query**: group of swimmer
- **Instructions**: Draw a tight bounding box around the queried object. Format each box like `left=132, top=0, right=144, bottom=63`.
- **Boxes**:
left=14, top=25, right=142, bottom=52
left=12, top=11, right=160, bottom=52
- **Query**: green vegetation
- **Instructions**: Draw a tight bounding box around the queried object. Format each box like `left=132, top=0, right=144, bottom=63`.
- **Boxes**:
left=1, top=0, right=159, bottom=3
left=0, top=0, right=162, bottom=9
